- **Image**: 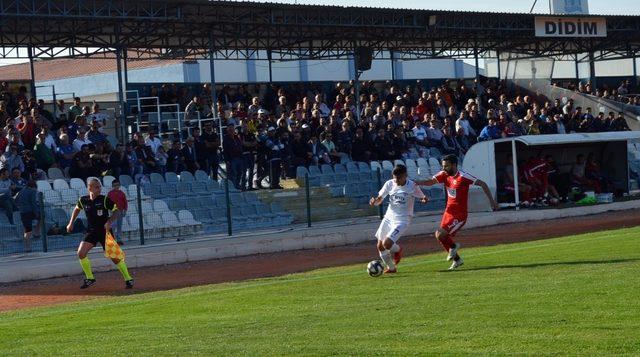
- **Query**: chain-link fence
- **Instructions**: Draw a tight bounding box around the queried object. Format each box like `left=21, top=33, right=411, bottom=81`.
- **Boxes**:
left=0, top=158, right=448, bottom=257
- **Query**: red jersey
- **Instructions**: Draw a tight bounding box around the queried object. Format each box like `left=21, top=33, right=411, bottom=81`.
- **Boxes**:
left=434, top=169, right=477, bottom=217
left=107, top=189, right=128, bottom=211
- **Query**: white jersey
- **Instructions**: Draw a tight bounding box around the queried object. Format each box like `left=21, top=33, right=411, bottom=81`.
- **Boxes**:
left=378, top=179, right=425, bottom=222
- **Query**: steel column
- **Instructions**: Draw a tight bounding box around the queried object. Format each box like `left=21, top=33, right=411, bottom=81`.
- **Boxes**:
left=116, top=47, right=126, bottom=141
left=28, top=46, right=36, bottom=99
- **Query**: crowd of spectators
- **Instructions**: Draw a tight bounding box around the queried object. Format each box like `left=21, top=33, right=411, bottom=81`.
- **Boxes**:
left=554, top=78, right=640, bottom=106
left=0, top=76, right=636, bottom=224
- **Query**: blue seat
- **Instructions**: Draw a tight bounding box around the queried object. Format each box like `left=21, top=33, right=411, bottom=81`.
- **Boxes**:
left=308, top=165, right=322, bottom=177
left=195, top=170, right=210, bottom=182
left=165, top=172, right=179, bottom=184
left=190, top=181, right=207, bottom=194
left=180, top=171, right=195, bottom=182
left=150, top=173, right=165, bottom=184
left=119, top=175, right=134, bottom=187
left=160, top=184, right=178, bottom=197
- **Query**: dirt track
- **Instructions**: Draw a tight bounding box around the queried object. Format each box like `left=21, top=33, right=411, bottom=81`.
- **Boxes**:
left=1, top=210, right=639, bottom=312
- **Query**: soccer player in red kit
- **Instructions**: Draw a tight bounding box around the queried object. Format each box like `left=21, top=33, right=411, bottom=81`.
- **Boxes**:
left=417, top=154, right=498, bottom=270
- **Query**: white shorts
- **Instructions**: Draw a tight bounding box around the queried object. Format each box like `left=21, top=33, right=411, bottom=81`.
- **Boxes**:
left=375, top=218, right=410, bottom=243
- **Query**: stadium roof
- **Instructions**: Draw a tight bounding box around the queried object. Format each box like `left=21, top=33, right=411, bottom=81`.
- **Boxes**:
left=494, top=132, right=640, bottom=146
left=1, top=0, right=640, bottom=61
left=0, top=55, right=183, bottom=81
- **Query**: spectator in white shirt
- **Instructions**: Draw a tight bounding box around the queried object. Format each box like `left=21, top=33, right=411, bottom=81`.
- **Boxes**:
left=87, top=103, right=109, bottom=131
left=455, top=112, right=477, bottom=138
left=145, top=130, right=163, bottom=155
left=73, top=127, right=91, bottom=152
left=315, top=94, right=331, bottom=118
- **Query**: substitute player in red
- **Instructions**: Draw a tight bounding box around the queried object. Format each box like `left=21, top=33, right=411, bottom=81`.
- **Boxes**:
left=417, top=154, right=498, bottom=270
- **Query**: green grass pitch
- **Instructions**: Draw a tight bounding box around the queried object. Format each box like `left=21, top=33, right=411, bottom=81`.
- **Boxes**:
left=1, top=227, right=639, bottom=355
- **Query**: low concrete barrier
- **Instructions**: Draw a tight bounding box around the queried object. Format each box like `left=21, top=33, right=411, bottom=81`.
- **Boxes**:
left=1, top=200, right=639, bottom=283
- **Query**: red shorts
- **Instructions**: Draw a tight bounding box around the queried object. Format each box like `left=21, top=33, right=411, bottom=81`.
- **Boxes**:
left=440, top=212, right=467, bottom=237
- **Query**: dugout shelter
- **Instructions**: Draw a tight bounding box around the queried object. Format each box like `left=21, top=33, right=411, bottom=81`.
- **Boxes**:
left=462, top=132, right=640, bottom=208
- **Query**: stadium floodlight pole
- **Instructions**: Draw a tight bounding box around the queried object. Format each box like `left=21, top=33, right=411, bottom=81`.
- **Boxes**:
left=511, top=139, right=520, bottom=210
left=575, top=53, right=580, bottom=82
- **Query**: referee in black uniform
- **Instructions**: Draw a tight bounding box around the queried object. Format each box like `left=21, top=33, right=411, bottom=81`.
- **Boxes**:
left=67, top=178, right=134, bottom=289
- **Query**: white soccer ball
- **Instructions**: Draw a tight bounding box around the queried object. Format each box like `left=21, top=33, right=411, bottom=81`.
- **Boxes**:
left=367, top=260, right=384, bottom=277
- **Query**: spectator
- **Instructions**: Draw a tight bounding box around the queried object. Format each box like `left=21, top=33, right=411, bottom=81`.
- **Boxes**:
left=321, top=132, right=341, bottom=163
left=374, top=129, right=395, bottom=161
left=56, top=134, right=75, bottom=170
left=454, top=127, right=471, bottom=155
left=69, top=144, right=93, bottom=181
left=33, top=131, right=55, bottom=171
left=166, top=140, right=183, bottom=174
left=68, top=97, right=83, bottom=122
left=426, top=118, right=444, bottom=148
left=610, top=112, right=631, bottom=131
left=144, top=130, right=162, bottom=155
left=109, top=144, right=128, bottom=177
left=265, top=127, right=284, bottom=189
left=87, top=103, right=109, bottom=131
left=73, top=127, right=91, bottom=152
left=14, top=180, right=39, bottom=252
left=155, top=146, right=168, bottom=175
left=351, top=127, right=371, bottom=162
left=239, top=123, right=257, bottom=190
left=571, top=154, right=601, bottom=193
left=307, top=134, right=330, bottom=165
left=440, top=126, right=460, bottom=156
left=1, top=144, right=25, bottom=172
left=85, top=120, right=107, bottom=145
left=107, top=180, right=128, bottom=245
left=222, top=125, right=244, bottom=189
left=478, top=117, right=502, bottom=142
left=10, top=168, right=27, bottom=194
left=455, top=111, right=476, bottom=140
left=181, top=137, right=199, bottom=174
left=201, top=123, right=220, bottom=180
left=0, top=168, right=15, bottom=224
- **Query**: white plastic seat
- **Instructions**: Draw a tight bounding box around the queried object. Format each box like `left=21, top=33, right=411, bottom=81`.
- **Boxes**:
left=153, top=200, right=170, bottom=213
left=53, top=179, right=69, bottom=191
left=36, top=180, right=52, bottom=192
left=70, top=178, right=86, bottom=190
left=43, top=190, right=61, bottom=205
left=382, top=160, right=394, bottom=171
left=103, top=175, right=116, bottom=188
left=59, top=188, right=79, bottom=205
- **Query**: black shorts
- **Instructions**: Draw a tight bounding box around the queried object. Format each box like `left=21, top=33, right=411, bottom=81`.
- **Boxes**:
left=21, top=212, right=37, bottom=233
left=83, top=229, right=107, bottom=248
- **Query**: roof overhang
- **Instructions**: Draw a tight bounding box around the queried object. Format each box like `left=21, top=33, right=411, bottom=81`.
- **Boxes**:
left=493, top=132, right=640, bottom=147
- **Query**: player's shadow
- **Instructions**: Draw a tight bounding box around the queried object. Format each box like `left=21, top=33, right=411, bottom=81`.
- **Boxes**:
left=444, top=258, right=639, bottom=272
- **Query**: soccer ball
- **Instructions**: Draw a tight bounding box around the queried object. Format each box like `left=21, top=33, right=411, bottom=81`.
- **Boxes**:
left=367, top=260, right=384, bottom=277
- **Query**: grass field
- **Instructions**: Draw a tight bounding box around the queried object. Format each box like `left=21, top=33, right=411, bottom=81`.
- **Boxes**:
left=1, top=227, right=639, bottom=356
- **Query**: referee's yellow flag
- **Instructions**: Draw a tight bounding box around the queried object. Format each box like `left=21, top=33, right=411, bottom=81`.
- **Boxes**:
left=104, top=231, right=125, bottom=261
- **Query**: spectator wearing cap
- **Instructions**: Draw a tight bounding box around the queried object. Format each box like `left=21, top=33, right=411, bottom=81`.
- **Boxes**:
left=107, top=179, right=128, bottom=245
left=73, top=127, right=92, bottom=152
left=223, top=125, right=244, bottom=189
left=14, top=179, right=39, bottom=252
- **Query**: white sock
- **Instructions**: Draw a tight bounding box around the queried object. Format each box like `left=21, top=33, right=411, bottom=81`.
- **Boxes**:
left=390, top=243, right=401, bottom=254
left=379, top=250, right=395, bottom=270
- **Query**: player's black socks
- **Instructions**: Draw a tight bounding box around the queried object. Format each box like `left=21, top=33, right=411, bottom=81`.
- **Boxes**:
left=454, top=255, right=460, bottom=262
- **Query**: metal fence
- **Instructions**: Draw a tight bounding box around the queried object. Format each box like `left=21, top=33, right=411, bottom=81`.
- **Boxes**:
left=0, top=162, right=448, bottom=257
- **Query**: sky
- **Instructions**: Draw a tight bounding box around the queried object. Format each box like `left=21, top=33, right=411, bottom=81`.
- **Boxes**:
left=1, top=0, right=637, bottom=66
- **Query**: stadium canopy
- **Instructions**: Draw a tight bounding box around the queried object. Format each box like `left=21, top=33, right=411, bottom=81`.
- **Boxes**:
left=1, top=0, right=640, bottom=61
left=463, top=132, right=640, bottom=208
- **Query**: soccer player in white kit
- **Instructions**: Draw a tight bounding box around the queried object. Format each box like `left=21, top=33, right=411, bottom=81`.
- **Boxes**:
left=369, top=164, right=428, bottom=274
